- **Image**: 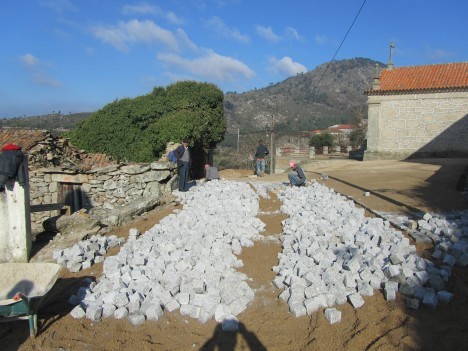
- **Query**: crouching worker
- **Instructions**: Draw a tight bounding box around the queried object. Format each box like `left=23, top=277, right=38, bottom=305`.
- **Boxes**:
left=288, top=161, right=306, bottom=187
left=204, top=164, right=220, bottom=181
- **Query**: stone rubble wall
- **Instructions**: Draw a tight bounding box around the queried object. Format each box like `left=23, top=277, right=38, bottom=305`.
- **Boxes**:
left=28, top=161, right=178, bottom=234
left=366, top=91, right=468, bottom=160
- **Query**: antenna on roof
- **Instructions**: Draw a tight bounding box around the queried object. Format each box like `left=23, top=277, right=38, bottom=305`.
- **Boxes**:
left=388, top=42, right=395, bottom=70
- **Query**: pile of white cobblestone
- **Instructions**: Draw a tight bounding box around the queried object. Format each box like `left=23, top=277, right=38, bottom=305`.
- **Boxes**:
left=275, top=183, right=465, bottom=322
left=378, top=210, right=468, bottom=267
left=53, top=235, right=125, bottom=272
left=66, top=180, right=467, bottom=326
left=69, top=180, right=265, bottom=325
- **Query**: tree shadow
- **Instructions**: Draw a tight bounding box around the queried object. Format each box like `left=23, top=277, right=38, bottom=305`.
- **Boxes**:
left=200, top=322, right=267, bottom=351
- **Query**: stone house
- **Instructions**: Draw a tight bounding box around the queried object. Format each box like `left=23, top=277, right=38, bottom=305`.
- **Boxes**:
left=0, top=129, right=178, bottom=234
left=364, top=62, right=468, bottom=160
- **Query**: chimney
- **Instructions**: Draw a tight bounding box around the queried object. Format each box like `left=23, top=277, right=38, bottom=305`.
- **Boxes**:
left=372, top=64, right=381, bottom=90
left=387, top=42, right=395, bottom=70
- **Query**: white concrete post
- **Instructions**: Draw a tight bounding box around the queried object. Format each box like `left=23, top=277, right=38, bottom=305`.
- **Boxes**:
left=309, top=147, right=315, bottom=159
left=323, top=146, right=329, bottom=155
left=0, top=163, right=31, bottom=263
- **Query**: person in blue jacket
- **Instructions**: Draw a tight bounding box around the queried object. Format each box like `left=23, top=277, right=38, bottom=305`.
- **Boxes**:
left=173, top=138, right=191, bottom=192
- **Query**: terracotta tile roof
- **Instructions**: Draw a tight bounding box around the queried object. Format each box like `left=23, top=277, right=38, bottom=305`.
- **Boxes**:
left=334, top=124, right=354, bottom=130
left=368, top=62, right=468, bottom=94
left=0, top=129, right=51, bottom=151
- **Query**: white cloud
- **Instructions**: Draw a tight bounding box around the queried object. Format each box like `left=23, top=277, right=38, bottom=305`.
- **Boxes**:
left=206, top=16, right=250, bottom=43
left=214, top=0, right=241, bottom=7
left=19, top=53, right=63, bottom=88
left=255, top=25, right=281, bottom=42
left=20, top=53, right=39, bottom=66
left=122, top=4, right=183, bottom=25
left=90, top=19, right=179, bottom=52
left=165, top=11, right=184, bottom=25
left=32, top=72, right=63, bottom=88
left=256, top=25, right=302, bottom=43
left=39, top=0, right=78, bottom=13
left=176, top=29, right=199, bottom=52
left=285, top=26, right=302, bottom=41
left=314, top=35, right=327, bottom=44
left=157, top=50, right=255, bottom=82
left=122, top=3, right=161, bottom=15
left=425, top=47, right=455, bottom=60
left=268, top=56, right=307, bottom=77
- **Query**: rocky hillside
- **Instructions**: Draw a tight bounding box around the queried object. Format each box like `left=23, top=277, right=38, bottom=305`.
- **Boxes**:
left=224, top=57, right=384, bottom=132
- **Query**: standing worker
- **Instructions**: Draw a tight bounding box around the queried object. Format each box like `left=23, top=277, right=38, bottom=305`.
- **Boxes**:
left=173, top=138, right=191, bottom=192
left=288, top=161, right=306, bottom=186
left=254, top=139, right=269, bottom=177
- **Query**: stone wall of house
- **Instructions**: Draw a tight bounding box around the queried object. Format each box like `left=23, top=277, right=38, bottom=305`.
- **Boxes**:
left=28, top=161, right=178, bottom=234
left=365, top=91, right=468, bottom=160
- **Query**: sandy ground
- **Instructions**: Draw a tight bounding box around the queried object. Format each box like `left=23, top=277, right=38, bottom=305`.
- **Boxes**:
left=1, top=158, right=468, bottom=351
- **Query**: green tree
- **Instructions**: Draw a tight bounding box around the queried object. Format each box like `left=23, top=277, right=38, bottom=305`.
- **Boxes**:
left=309, top=132, right=334, bottom=148
left=68, top=81, right=226, bottom=162
left=349, top=109, right=367, bottom=148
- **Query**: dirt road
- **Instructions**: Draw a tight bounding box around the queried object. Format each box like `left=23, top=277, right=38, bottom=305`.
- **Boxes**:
left=1, top=158, right=467, bottom=351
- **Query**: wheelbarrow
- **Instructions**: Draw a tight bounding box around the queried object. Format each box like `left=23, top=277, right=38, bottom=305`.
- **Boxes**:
left=0, top=262, right=62, bottom=337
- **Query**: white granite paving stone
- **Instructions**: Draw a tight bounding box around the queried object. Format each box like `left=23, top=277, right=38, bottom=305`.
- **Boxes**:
left=324, top=308, right=341, bottom=324
left=275, top=183, right=461, bottom=321
left=437, top=291, right=454, bottom=304
left=55, top=235, right=125, bottom=272
left=71, top=181, right=263, bottom=324
left=114, top=307, right=129, bottom=319
left=145, top=304, right=164, bottom=320
left=70, top=305, right=86, bottom=319
left=348, top=293, right=365, bottom=308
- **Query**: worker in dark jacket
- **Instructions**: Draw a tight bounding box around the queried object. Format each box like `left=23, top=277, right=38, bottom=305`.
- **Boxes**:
left=173, top=138, right=191, bottom=192
left=0, top=144, right=27, bottom=188
left=254, top=139, right=269, bottom=177
left=288, top=161, right=306, bottom=187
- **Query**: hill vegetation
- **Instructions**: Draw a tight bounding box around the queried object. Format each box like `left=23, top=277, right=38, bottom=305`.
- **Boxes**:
left=0, top=112, right=91, bottom=135
left=224, top=57, right=383, bottom=133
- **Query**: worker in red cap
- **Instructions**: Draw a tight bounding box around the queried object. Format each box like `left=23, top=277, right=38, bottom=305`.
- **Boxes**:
left=288, top=161, right=306, bottom=187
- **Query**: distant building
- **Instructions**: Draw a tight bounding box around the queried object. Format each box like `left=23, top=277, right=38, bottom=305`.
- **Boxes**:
left=326, top=124, right=354, bottom=134
left=364, top=62, right=468, bottom=160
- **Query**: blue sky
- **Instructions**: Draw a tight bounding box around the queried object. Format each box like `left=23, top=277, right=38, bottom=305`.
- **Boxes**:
left=1, top=0, right=467, bottom=118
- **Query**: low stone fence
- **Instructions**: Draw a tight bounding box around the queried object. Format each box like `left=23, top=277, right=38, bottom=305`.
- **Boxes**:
left=277, top=146, right=353, bottom=157
left=28, top=161, right=178, bottom=234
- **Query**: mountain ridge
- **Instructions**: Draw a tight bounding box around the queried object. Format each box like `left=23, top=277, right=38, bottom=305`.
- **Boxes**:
left=224, top=57, right=384, bottom=132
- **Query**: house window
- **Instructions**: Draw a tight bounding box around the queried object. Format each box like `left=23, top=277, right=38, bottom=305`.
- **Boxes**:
left=59, top=183, right=85, bottom=213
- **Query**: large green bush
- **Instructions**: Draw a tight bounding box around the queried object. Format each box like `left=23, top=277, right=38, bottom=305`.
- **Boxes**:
left=68, top=81, right=226, bottom=162
left=309, top=132, right=334, bottom=148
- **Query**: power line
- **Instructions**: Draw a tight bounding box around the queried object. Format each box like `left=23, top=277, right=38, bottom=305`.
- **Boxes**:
left=311, top=0, right=368, bottom=93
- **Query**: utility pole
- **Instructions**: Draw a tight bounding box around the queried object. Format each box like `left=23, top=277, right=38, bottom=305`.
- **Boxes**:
left=270, top=114, right=275, bottom=174
left=237, top=126, right=240, bottom=153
